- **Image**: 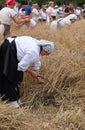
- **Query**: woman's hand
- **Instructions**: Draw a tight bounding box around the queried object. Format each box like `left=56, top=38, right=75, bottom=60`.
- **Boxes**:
left=36, top=76, right=44, bottom=84
left=27, top=69, right=39, bottom=77
left=27, top=69, right=44, bottom=84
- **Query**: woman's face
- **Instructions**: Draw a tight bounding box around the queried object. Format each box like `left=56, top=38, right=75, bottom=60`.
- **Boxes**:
left=70, top=19, right=76, bottom=23
left=40, top=50, right=49, bottom=56
left=51, top=2, right=54, bottom=7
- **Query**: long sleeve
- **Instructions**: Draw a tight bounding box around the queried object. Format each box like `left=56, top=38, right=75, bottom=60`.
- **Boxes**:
left=18, top=51, right=41, bottom=72
left=14, top=36, right=41, bottom=72
left=7, top=36, right=41, bottom=72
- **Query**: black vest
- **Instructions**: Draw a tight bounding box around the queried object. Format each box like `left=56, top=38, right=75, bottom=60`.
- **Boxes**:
left=0, top=39, right=23, bottom=83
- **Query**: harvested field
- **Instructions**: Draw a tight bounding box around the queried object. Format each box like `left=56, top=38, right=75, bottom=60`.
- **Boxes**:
left=0, top=20, right=85, bottom=130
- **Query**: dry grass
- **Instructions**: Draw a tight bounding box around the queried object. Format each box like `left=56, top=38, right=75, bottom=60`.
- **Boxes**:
left=0, top=19, right=85, bottom=130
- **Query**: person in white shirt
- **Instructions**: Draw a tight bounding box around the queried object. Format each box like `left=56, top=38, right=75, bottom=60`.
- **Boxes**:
left=0, top=0, right=29, bottom=38
left=51, top=5, right=59, bottom=20
left=41, top=8, right=47, bottom=21
left=32, top=3, right=40, bottom=22
left=38, top=5, right=47, bottom=22
left=75, top=7, right=81, bottom=20
left=57, top=4, right=65, bottom=18
left=46, top=1, right=55, bottom=25
left=50, top=13, right=77, bottom=29
left=0, top=36, right=54, bottom=108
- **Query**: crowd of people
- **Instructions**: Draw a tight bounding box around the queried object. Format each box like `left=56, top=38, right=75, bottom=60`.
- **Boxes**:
left=0, top=0, right=85, bottom=37
left=19, top=1, right=85, bottom=21
left=18, top=1, right=85, bottom=29
left=0, top=0, right=85, bottom=108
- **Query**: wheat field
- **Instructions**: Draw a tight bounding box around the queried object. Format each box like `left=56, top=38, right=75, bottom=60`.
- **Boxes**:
left=0, top=20, right=85, bottom=130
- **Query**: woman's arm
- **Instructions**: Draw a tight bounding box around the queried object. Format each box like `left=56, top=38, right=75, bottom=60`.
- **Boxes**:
left=12, top=15, right=30, bottom=24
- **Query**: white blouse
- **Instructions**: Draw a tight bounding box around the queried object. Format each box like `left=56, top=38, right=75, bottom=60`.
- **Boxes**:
left=0, top=7, right=16, bottom=25
left=7, top=36, right=41, bottom=72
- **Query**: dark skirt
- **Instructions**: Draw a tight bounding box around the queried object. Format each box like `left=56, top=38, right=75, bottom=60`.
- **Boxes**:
left=3, top=24, right=10, bottom=36
left=0, top=39, right=23, bottom=101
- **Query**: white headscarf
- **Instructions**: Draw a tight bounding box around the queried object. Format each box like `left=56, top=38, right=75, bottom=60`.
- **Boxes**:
left=40, top=40, right=54, bottom=53
left=67, top=14, right=77, bottom=20
left=33, top=38, right=54, bottom=53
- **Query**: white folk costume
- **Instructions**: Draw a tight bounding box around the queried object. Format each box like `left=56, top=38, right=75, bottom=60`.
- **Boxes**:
left=50, top=13, right=77, bottom=29
left=0, top=36, right=54, bottom=107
